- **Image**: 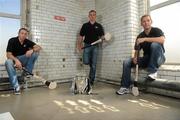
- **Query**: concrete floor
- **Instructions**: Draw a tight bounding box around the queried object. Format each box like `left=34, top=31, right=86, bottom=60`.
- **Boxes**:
left=0, top=82, right=180, bottom=120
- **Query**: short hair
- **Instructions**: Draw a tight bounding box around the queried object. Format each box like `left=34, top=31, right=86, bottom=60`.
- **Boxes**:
left=89, top=10, right=96, bottom=15
left=141, top=14, right=152, bottom=22
left=18, top=28, right=29, bottom=34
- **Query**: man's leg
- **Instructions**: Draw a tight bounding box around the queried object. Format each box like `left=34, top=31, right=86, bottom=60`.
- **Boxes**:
left=117, top=56, right=149, bottom=95
left=25, top=53, right=39, bottom=73
left=5, top=59, right=20, bottom=94
left=83, top=45, right=93, bottom=93
left=89, top=46, right=98, bottom=85
left=147, top=43, right=165, bottom=78
left=17, top=53, right=39, bottom=73
left=83, top=44, right=91, bottom=65
left=120, top=58, right=134, bottom=88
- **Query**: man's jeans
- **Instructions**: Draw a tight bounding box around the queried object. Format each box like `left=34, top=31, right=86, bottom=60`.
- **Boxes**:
left=83, top=43, right=98, bottom=85
left=5, top=53, right=39, bottom=89
left=121, top=43, right=165, bottom=88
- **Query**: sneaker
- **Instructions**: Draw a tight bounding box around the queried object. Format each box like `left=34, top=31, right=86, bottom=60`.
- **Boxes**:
left=84, top=83, right=93, bottom=95
left=87, top=85, right=93, bottom=95
left=14, top=86, right=21, bottom=95
left=116, top=87, right=130, bottom=95
left=25, top=74, right=32, bottom=78
left=148, top=72, right=157, bottom=80
left=22, top=71, right=33, bottom=78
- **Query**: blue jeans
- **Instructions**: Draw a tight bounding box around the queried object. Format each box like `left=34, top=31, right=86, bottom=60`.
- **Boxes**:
left=83, top=43, right=98, bottom=85
left=121, top=43, right=165, bottom=88
left=5, top=53, right=39, bottom=89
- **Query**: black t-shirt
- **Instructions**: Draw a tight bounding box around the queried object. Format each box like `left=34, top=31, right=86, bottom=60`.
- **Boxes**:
left=134, top=27, right=165, bottom=56
left=80, top=21, right=104, bottom=44
left=6, top=37, right=36, bottom=57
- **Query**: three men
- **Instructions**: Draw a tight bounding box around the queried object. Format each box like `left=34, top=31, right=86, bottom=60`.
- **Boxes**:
left=5, top=13, right=165, bottom=96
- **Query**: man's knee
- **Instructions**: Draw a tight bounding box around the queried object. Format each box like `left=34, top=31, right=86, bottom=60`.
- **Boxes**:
left=5, top=59, right=14, bottom=66
left=28, top=52, right=39, bottom=62
left=123, top=58, right=132, bottom=67
left=83, top=56, right=90, bottom=65
left=83, top=60, right=89, bottom=65
left=31, top=52, right=39, bottom=58
left=150, top=42, right=161, bottom=50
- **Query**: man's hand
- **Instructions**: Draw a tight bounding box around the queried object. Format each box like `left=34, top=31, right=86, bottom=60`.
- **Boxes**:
left=137, top=38, right=146, bottom=45
left=133, top=57, right=137, bottom=64
left=15, top=59, right=22, bottom=69
left=77, top=44, right=83, bottom=53
left=26, top=49, right=33, bottom=57
left=77, top=36, right=84, bottom=53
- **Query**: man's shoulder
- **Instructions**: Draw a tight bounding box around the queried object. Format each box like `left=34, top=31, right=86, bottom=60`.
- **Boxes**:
left=25, top=39, right=35, bottom=45
left=137, top=31, right=145, bottom=38
left=25, top=38, right=31, bottom=42
left=9, top=37, right=18, bottom=42
left=82, top=22, right=89, bottom=26
left=152, top=27, right=162, bottom=31
left=151, top=27, right=164, bottom=37
left=95, top=22, right=103, bottom=26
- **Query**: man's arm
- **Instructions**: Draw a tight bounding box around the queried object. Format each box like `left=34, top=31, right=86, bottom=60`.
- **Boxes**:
left=25, top=44, right=41, bottom=57
left=6, top=52, right=22, bottom=69
left=137, top=36, right=165, bottom=45
left=100, top=24, right=105, bottom=39
left=77, top=35, right=84, bottom=52
left=6, top=52, right=18, bottom=61
left=132, top=50, right=138, bottom=64
left=33, top=44, right=42, bottom=52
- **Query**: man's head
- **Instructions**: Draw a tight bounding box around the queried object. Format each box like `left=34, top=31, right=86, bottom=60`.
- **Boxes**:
left=18, top=28, right=28, bottom=41
left=88, top=10, right=96, bottom=22
left=141, top=14, right=152, bottom=30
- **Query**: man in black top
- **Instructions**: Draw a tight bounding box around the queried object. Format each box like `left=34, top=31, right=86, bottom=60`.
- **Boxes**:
left=77, top=10, right=104, bottom=86
left=116, top=15, right=166, bottom=95
left=5, top=28, right=41, bottom=95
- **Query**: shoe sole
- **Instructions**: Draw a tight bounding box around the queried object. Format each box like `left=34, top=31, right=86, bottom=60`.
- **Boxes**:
left=147, top=76, right=156, bottom=81
left=116, top=91, right=130, bottom=95
left=14, top=92, right=21, bottom=95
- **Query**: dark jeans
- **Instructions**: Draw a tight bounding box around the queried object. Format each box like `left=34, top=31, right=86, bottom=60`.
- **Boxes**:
left=121, top=43, right=165, bottom=88
left=83, top=43, right=98, bottom=85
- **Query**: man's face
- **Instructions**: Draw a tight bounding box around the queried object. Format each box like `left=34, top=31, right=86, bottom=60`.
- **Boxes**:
left=18, top=29, right=28, bottom=41
left=89, top=12, right=96, bottom=22
left=141, top=16, right=152, bottom=30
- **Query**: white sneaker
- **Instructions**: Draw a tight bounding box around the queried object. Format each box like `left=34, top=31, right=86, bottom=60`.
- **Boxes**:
left=148, top=72, right=157, bottom=80
left=14, top=86, right=21, bottom=95
left=116, top=87, right=130, bottom=95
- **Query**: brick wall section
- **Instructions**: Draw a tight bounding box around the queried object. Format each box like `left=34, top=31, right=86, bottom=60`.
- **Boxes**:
left=95, top=0, right=139, bottom=81
left=29, top=0, right=95, bottom=80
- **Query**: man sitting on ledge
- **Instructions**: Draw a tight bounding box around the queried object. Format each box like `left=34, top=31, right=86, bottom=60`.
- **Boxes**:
left=116, top=15, right=166, bottom=95
left=5, top=28, right=41, bottom=95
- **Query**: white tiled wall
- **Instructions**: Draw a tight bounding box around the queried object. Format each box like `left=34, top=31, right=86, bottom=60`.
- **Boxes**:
left=29, top=0, right=95, bottom=80
left=95, top=0, right=140, bottom=81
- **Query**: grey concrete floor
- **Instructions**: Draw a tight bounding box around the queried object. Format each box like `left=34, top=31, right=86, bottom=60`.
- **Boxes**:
left=0, top=82, right=180, bottom=120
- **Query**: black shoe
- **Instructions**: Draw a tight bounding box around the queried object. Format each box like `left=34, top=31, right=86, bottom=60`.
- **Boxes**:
left=22, top=71, right=33, bottom=78
left=90, top=81, right=94, bottom=86
left=86, top=85, right=92, bottom=95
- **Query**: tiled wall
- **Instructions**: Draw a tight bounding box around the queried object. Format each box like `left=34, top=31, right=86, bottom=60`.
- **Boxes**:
left=29, top=0, right=95, bottom=80
left=95, top=0, right=140, bottom=81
